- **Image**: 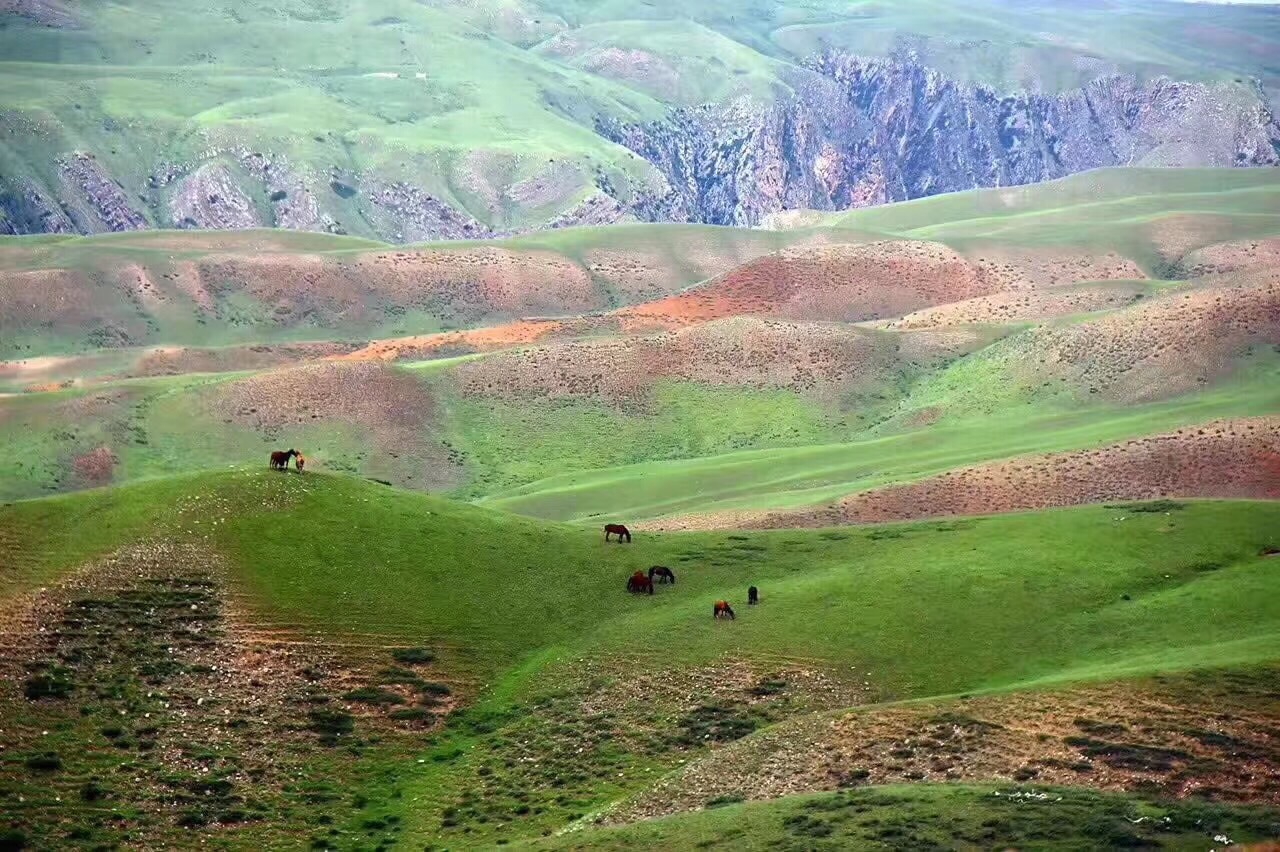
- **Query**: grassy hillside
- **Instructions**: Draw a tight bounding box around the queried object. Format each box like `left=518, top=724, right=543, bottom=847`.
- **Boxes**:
left=2, top=471, right=1278, bottom=847
left=523, top=784, right=1280, bottom=851
left=5, top=471, right=1279, bottom=705
left=2, top=0, right=1278, bottom=237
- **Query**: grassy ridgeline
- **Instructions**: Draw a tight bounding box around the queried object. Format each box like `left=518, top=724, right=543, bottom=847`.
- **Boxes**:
left=5, top=470, right=1278, bottom=700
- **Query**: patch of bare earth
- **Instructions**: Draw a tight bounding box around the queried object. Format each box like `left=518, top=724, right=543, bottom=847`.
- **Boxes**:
left=1180, top=236, right=1280, bottom=277
left=883, top=280, right=1150, bottom=330
left=130, top=341, right=360, bottom=377
left=453, top=317, right=986, bottom=409
left=599, top=666, right=1280, bottom=826
left=205, top=362, right=459, bottom=489
left=613, top=241, right=1145, bottom=332
left=71, top=445, right=117, bottom=486
left=0, top=536, right=459, bottom=845
left=1013, top=270, right=1279, bottom=402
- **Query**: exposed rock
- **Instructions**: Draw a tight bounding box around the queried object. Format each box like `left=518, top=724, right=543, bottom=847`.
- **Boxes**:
left=0, top=0, right=78, bottom=27
left=0, top=179, right=73, bottom=235
left=56, top=152, right=146, bottom=232
left=364, top=180, right=497, bottom=242
left=544, top=193, right=631, bottom=230
left=170, top=162, right=262, bottom=230
left=601, top=54, right=1280, bottom=226
left=239, top=152, right=334, bottom=233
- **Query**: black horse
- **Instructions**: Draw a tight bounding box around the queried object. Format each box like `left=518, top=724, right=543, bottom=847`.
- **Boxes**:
left=269, top=449, right=297, bottom=470
left=649, top=566, right=676, bottom=585
left=748, top=586, right=759, bottom=605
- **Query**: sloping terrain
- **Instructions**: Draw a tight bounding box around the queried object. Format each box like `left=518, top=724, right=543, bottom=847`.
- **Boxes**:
left=1, top=472, right=1278, bottom=848
left=659, top=418, right=1280, bottom=531
left=1, top=2, right=1278, bottom=238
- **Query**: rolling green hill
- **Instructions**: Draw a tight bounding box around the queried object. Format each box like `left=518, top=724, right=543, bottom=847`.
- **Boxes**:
left=2, top=0, right=1278, bottom=237
left=1, top=470, right=1278, bottom=847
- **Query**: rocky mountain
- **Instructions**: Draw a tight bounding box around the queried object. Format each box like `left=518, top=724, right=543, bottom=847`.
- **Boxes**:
left=1, top=0, right=1278, bottom=241
left=603, top=54, right=1280, bottom=227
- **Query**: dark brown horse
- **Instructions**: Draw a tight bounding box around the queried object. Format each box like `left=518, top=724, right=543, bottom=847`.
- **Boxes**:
left=627, top=571, right=653, bottom=595
left=649, top=566, right=676, bottom=585
left=269, top=449, right=297, bottom=470
left=713, top=600, right=735, bottom=620
left=604, top=523, right=632, bottom=543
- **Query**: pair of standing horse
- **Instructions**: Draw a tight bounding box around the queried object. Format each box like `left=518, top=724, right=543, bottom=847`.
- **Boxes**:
left=269, top=449, right=305, bottom=472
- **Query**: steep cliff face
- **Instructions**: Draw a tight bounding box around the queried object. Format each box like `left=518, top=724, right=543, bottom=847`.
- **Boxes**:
left=602, top=54, right=1280, bottom=226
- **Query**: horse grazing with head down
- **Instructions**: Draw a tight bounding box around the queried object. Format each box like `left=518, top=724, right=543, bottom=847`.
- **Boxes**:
left=604, top=523, right=632, bottom=543
left=270, top=449, right=297, bottom=470
left=627, top=570, right=653, bottom=595
left=713, top=600, right=735, bottom=620
left=649, top=566, right=676, bottom=585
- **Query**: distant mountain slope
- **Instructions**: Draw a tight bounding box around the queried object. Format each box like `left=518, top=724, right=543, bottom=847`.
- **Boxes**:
left=0, top=0, right=1277, bottom=239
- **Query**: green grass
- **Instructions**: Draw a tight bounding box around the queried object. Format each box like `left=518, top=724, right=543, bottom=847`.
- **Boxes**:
left=478, top=359, right=1280, bottom=522
left=7, top=471, right=1279, bottom=698
left=3, top=470, right=1279, bottom=847
left=519, top=783, right=1280, bottom=850
left=444, top=380, right=837, bottom=499
left=3, top=0, right=1278, bottom=237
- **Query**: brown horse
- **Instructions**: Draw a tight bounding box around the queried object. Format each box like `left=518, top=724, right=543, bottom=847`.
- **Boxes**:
left=649, top=566, right=676, bottom=585
left=604, top=523, right=632, bottom=543
left=269, top=449, right=297, bottom=470
left=713, top=600, right=735, bottom=620
left=627, top=571, right=653, bottom=595
left=295, top=452, right=306, bottom=473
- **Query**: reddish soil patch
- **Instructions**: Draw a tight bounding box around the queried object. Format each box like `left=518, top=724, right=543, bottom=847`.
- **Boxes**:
left=339, top=318, right=574, bottom=362
left=614, top=242, right=1146, bottom=332
left=453, top=317, right=985, bottom=408
left=71, top=445, right=117, bottom=486
left=1180, top=236, right=1280, bottom=277
left=131, top=342, right=361, bottom=377
left=1015, top=270, right=1279, bottom=402
left=604, top=666, right=1280, bottom=825
left=718, top=416, right=1280, bottom=529
left=885, top=281, right=1150, bottom=330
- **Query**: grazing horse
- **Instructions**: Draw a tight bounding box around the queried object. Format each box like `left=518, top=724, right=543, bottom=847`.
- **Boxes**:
left=748, top=586, right=759, bottom=605
left=270, top=449, right=297, bottom=470
left=604, top=523, right=632, bottom=543
left=713, top=600, right=735, bottom=620
left=649, top=566, right=676, bottom=585
left=627, top=570, right=654, bottom=595
left=295, top=452, right=306, bottom=473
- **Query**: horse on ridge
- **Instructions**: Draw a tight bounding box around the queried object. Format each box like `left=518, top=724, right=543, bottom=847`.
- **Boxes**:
left=269, top=449, right=297, bottom=470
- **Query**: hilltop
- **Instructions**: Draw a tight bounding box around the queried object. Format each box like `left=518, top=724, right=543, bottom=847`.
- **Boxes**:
left=1, top=470, right=1278, bottom=847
